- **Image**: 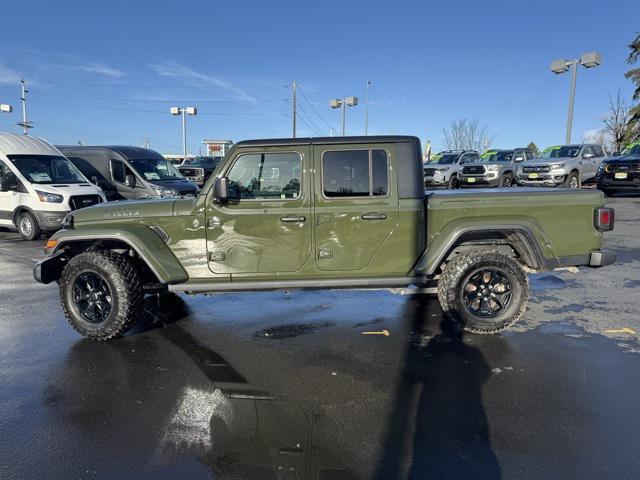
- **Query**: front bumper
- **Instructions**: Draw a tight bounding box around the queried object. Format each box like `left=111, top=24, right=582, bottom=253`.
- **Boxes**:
left=597, top=176, right=640, bottom=190
left=459, top=175, right=500, bottom=187
left=33, top=210, right=70, bottom=231
left=517, top=174, right=567, bottom=187
left=33, top=251, right=66, bottom=284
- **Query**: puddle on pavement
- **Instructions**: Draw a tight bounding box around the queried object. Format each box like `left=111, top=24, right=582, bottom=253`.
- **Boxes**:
left=529, top=273, right=580, bottom=292
left=254, top=322, right=333, bottom=340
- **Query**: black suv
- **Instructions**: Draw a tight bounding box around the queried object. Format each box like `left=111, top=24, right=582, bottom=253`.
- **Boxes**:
left=596, top=141, right=640, bottom=196
left=177, top=156, right=222, bottom=187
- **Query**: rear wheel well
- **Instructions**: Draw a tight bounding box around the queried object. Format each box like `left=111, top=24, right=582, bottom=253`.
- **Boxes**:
left=57, top=239, right=162, bottom=288
left=440, top=230, right=541, bottom=272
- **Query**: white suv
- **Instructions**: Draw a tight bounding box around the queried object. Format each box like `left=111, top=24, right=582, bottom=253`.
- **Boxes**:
left=424, top=150, right=480, bottom=189
left=0, top=132, right=105, bottom=240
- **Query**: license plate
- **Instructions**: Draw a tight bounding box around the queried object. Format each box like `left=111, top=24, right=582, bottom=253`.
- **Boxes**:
left=187, top=176, right=200, bottom=182
left=467, top=177, right=476, bottom=183
left=615, top=172, right=628, bottom=179
left=528, top=172, right=539, bottom=179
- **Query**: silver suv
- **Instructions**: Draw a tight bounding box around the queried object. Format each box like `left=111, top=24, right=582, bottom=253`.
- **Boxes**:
left=516, top=144, right=607, bottom=188
left=423, top=150, right=479, bottom=189
left=459, top=148, right=534, bottom=188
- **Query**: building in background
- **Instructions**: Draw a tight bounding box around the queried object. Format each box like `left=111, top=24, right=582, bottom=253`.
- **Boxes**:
left=202, top=139, right=233, bottom=157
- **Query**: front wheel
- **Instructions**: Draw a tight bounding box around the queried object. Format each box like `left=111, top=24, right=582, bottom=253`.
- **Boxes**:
left=448, top=174, right=459, bottom=189
left=60, top=251, right=144, bottom=340
left=18, top=211, right=42, bottom=241
left=438, top=250, right=529, bottom=334
left=500, top=174, right=515, bottom=187
left=565, top=172, right=580, bottom=189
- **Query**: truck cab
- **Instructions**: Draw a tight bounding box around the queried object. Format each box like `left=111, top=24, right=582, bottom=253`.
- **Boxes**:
left=424, top=150, right=479, bottom=189
left=0, top=132, right=105, bottom=240
left=459, top=148, right=533, bottom=187
left=517, top=144, right=607, bottom=188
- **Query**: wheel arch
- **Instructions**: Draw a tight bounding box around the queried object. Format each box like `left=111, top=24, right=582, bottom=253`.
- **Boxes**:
left=48, top=226, right=189, bottom=285
left=12, top=205, right=37, bottom=226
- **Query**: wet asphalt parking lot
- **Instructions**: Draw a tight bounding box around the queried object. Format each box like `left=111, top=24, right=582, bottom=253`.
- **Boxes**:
left=1, top=196, right=640, bottom=480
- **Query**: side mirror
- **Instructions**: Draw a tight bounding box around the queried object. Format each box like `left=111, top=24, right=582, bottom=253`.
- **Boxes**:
left=90, top=175, right=98, bottom=185
left=514, top=156, right=525, bottom=162
left=125, top=173, right=136, bottom=188
left=0, top=176, right=9, bottom=192
left=582, top=153, right=595, bottom=159
left=214, top=176, right=229, bottom=202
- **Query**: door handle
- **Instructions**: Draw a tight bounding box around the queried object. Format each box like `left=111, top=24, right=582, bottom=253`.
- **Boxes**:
left=361, top=213, right=387, bottom=221
left=280, top=215, right=306, bottom=223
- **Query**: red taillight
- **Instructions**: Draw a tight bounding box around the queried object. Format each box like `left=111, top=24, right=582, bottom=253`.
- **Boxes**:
left=595, top=207, right=614, bottom=232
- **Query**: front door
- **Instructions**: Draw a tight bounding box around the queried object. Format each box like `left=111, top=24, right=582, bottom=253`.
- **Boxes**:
left=0, top=161, right=21, bottom=227
left=313, top=144, right=399, bottom=271
left=206, top=147, right=312, bottom=275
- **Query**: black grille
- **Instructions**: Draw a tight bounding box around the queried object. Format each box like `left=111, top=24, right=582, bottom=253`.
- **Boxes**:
left=69, top=195, right=101, bottom=210
left=462, top=165, right=485, bottom=175
left=606, top=162, right=640, bottom=172
left=178, top=167, right=204, bottom=177
left=423, top=168, right=436, bottom=176
left=523, top=165, right=551, bottom=173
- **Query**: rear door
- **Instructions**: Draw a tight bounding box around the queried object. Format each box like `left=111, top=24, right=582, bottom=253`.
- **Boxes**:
left=206, top=146, right=312, bottom=275
left=313, top=143, right=398, bottom=271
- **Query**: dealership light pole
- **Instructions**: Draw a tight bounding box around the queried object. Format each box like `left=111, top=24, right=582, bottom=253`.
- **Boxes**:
left=550, top=52, right=602, bottom=144
left=0, top=104, right=12, bottom=114
left=365, top=80, right=371, bottom=135
left=170, top=106, right=197, bottom=161
left=329, top=96, right=358, bottom=136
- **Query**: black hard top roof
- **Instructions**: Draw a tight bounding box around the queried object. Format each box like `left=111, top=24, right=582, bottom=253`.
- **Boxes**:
left=233, top=135, right=419, bottom=148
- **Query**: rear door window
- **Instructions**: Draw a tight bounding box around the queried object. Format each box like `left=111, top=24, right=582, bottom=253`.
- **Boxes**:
left=322, top=149, right=388, bottom=197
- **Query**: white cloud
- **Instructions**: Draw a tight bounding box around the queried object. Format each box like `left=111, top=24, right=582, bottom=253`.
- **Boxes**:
left=70, top=62, right=126, bottom=78
left=0, top=63, right=22, bottom=85
left=149, top=62, right=256, bottom=103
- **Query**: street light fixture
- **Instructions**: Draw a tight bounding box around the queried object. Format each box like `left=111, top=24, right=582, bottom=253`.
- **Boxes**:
left=550, top=52, right=602, bottom=143
left=0, top=104, right=12, bottom=113
left=329, top=96, right=358, bottom=136
left=170, top=106, right=198, bottom=162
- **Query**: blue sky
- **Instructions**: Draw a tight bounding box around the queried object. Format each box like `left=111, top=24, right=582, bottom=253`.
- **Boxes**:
left=0, top=0, right=638, bottom=154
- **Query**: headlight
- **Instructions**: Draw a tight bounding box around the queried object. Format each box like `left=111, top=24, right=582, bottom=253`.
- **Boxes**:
left=486, top=164, right=500, bottom=171
left=550, top=163, right=565, bottom=171
left=35, top=190, right=64, bottom=203
left=598, top=163, right=607, bottom=172
left=152, top=186, right=178, bottom=198
left=437, top=168, right=449, bottom=173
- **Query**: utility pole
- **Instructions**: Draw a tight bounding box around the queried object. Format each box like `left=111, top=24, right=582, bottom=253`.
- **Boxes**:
left=365, top=80, right=371, bottom=136
left=142, top=137, right=150, bottom=149
left=292, top=80, right=297, bottom=138
left=18, top=80, right=33, bottom=135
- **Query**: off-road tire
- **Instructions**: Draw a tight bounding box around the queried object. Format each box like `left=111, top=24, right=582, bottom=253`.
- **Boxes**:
left=18, top=211, right=42, bottom=241
left=500, top=174, right=515, bottom=188
left=438, top=250, right=529, bottom=334
left=60, top=251, right=144, bottom=340
left=565, top=172, right=580, bottom=189
left=448, top=174, right=459, bottom=189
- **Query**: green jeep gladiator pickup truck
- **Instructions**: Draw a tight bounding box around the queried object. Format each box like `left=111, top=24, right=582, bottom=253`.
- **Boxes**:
left=33, top=136, right=616, bottom=340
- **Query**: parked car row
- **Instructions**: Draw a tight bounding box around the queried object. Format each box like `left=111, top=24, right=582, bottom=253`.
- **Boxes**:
left=425, top=143, right=608, bottom=190
left=0, top=131, right=222, bottom=239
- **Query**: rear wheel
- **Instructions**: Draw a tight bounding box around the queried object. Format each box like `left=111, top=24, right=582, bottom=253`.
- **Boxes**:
left=438, top=250, right=529, bottom=334
left=565, top=172, right=580, bottom=189
left=18, top=211, right=42, bottom=241
left=60, top=251, right=143, bottom=340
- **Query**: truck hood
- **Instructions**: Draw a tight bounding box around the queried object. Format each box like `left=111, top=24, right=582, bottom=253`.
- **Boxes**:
left=71, top=198, right=177, bottom=224
left=524, top=157, right=575, bottom=166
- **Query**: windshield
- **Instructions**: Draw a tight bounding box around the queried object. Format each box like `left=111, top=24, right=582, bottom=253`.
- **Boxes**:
left=479, top=150, right=513, bottom=163
left=129, top=157, right=184, bottom=181
left=541, top=145, right=580, bottom=159
left=182, top=156, right=221, bottom=167
left=426, top=153, right=458, bottom=165
left=621, top=141, right=640, bottom=156
left=8, top=155, right=87, bottom=184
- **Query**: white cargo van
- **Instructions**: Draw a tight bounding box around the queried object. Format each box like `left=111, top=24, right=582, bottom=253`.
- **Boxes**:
left=0, top=132, right=106, bottom=240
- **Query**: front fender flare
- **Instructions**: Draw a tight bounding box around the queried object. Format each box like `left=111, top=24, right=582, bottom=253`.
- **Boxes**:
left=47, top=225, right=189, bottom=284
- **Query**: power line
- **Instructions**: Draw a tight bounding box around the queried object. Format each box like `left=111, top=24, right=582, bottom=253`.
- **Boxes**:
left=297, top=101, right=324, bottom=135
left=297, top=85, right=335, bottom=131
left=37, top=80, right=282, bottom=89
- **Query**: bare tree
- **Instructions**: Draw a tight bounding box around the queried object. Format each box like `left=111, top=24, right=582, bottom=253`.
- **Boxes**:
left=602, top=90, right=631, bottom=153
left=582, top=129, right=608, bottom=149
left=443, top=119, right=494, bottom=152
